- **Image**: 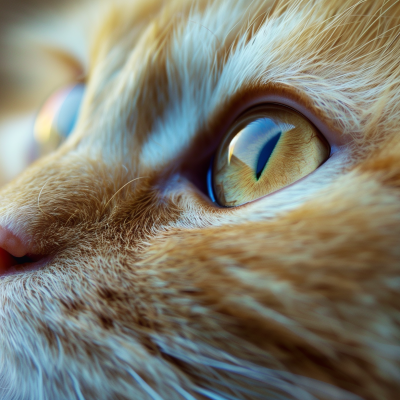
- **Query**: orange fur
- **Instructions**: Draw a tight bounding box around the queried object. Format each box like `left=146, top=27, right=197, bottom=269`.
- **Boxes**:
left=0, top=0, right=399, bottom=399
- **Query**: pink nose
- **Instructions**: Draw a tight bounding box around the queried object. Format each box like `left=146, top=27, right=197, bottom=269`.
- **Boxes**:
left=0, top=226, right=29, bottom=258
left=0, top=226, right=38, bottom=276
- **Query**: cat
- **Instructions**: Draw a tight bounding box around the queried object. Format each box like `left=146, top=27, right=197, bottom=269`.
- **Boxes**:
left=0, top=0, right=399, bottom=399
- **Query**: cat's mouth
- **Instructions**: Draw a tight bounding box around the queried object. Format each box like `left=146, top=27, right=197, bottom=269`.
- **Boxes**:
left=0, top=227, right=50, bottom=277
left=0, top=248, right=50, bottom=277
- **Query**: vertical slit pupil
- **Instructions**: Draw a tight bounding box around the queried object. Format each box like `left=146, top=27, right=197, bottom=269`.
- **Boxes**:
left=256, top=132, right=282, bottom=180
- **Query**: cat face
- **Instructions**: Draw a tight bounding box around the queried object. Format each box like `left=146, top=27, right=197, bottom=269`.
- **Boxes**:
left=0, top=0, right=399, bottom=399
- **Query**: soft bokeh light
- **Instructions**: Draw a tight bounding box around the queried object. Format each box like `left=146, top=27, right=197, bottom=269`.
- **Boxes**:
left=0, top=0, right=84, bottom=187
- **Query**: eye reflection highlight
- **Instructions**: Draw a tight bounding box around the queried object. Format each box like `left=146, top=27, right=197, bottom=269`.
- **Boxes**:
left=213, top=105, right=330, bottom=207
left=227, top=118, right=294, bottom=180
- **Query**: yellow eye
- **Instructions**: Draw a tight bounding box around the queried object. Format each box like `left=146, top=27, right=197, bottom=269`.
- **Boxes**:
left=212, top=105, right=330, bottom=207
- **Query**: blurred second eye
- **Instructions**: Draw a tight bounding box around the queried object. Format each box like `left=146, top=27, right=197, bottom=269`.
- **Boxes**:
left=34, top=84, right=85, bottom=154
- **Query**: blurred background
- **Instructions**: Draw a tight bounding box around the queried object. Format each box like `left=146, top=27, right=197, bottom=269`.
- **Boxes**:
left=0, top=0, right=86, bottom=187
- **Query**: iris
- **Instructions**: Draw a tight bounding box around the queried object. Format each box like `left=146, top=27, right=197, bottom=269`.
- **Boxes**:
left=212, top=105, right=330, bottom=207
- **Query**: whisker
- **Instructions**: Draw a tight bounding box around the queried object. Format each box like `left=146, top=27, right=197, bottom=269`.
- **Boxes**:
left=103, top=177, right=147, bottom=212
left=37, top=178, right=53, bottom=218
left=188, top=20, right=222, bottom=49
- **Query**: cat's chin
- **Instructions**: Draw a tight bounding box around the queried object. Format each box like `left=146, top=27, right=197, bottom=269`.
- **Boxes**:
left=0, top=249, right=51, bottom=277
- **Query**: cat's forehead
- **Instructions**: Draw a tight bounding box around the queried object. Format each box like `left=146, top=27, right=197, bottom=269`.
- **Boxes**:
left=80, top=0, right=274, bottom=167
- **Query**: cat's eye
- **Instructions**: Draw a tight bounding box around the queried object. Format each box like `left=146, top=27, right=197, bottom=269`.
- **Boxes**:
left=34, top=83, right=85, bottom=154
left=211, top=104, right=330, bottom=207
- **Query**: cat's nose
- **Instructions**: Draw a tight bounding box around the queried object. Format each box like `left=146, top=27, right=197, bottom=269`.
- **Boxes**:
left=0, top=226, right=44, bottom=276
left=0, top=226, right=28, bottom=258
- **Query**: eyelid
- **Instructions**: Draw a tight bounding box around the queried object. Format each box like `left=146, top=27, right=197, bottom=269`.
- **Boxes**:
left=239, top=95, right=342, bottom=153
left=179, top=87, right=343, bottom=206
left=214, top=87, right=348, bottom=154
